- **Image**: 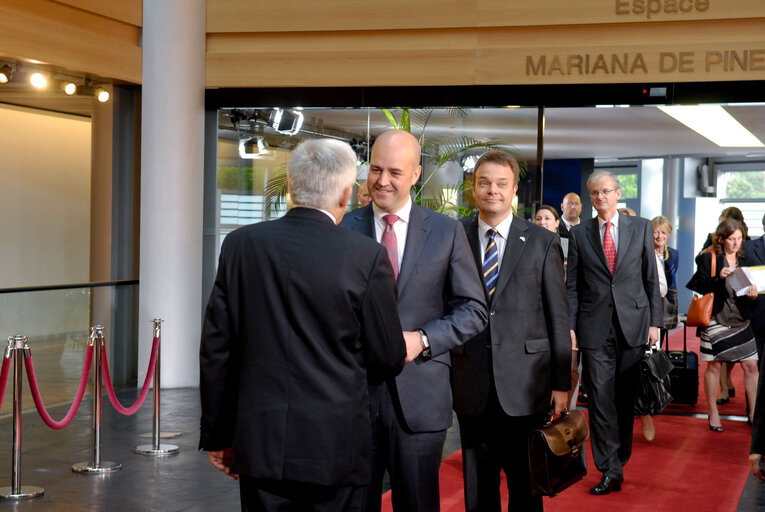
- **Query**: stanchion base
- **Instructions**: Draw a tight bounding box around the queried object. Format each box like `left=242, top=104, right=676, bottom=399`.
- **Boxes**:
left=134, top=443, right=180, bottom=456
left=72, top=461, right=122, bottom=473
left=0, top=486, right=45, bottom=500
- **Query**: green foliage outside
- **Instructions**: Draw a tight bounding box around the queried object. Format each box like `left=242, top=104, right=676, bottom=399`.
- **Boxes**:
left=725, top=171, right=765, bottom=198
left=619, top=173, right=638, bottom=199
left=218, top=165, right=253, bottom=192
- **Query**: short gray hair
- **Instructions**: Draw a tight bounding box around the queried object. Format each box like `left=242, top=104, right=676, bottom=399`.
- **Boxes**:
left=587, top=171, right=621, bottom=192
left=287, top=138, right=357, bottom=210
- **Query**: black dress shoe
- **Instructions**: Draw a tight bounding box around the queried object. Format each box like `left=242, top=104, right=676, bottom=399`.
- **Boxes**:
left=590, top=476, right=622, bottom=495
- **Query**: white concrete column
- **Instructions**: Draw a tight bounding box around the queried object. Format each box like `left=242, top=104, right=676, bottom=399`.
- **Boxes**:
left=138, top=0, right=206, bottom=387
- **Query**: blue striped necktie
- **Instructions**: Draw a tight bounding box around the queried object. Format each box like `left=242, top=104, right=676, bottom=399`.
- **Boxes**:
left=483, top=229, right=499, bottom=296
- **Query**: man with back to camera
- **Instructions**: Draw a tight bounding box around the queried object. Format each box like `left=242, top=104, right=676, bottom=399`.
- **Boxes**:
left=566, top=171, right=661, bottom=495
left=199, top=138, right=407, bottom=512
left=451, top=150, right=571, bottom=512
left=341, top=129, right=488, bottom=512
left=558, top=192, right=582, bottom=239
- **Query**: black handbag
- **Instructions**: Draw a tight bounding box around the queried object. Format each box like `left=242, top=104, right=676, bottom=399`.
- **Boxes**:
left=662, top=289, right=679, bottom=330
left=634, top=348, right=674, bottom=416
left=529, top=409, right=589, bottom=497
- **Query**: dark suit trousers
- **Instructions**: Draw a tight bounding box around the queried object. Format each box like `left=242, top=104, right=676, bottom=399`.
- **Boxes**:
left=457, top=386, right=545, bottom=512
left=366, top=383, right=447, bottom=512
left=581, top=317, right=643, bottom=481
left=239, top=476, right=366, bottom=512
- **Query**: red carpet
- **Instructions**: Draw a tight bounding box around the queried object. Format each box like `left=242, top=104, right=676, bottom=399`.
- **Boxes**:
left=382, top=326, right=754, bottom=512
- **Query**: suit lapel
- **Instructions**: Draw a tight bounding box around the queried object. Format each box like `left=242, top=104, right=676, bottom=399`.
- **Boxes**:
left=351, top=205, right=375, bottom=238
left=492, top=217, right=529, bottom=301
left=615, top=213, right=634, bottom=276
left=585, top=217, right=610, bottom=274
left=397, top=204, right=429, bottom=295
left=465, top=215, right=491, bottom=302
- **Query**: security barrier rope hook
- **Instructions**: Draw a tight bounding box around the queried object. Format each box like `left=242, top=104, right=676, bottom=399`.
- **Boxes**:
left=0, top=336, right=44, bottom=500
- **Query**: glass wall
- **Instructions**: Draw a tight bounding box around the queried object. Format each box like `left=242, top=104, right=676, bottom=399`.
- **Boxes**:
left=213, top=106, right=541, bottom=256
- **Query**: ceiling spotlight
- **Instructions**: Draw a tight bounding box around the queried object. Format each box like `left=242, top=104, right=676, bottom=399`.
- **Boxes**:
left=62, top=81, right=77, bottom=95
left=29, top=72, right=48, bottom=89
left=238, top=137, right=271, bottom=159
left=270, top=108, right=304, bottom=135
left=95, top=88, right=110, bottom=103
left=0, top=64, right=14, bottom=84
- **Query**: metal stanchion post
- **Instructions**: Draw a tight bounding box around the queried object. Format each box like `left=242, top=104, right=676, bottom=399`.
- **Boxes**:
left=0, top=335, right=44, bottom=499
left=135, top=319, right=179, bottom=456
left=72, top=326, right=121, bottom=473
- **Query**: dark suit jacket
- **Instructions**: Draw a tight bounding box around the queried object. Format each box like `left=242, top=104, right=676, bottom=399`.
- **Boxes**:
left=452, top=215, right=571, bottom=417
left=742, top=236, right=765, bottom=336
left=566, top=214, right=662, bottom=348
left=340, top=203, right=488, bottom=432
left=685, top=250, right=748, bottom=320
left=199, top=207, right=406, bottom=486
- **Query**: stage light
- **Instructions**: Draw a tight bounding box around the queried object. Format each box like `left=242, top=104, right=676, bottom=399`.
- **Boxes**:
left=270, top=108, right=304, bottom=135
left=95, top=88, right=110, bottom=102
left=29, top=72, right=48, bottom=89
left=238, top=137, right=271, bottom=159
left=0, top=64, right=13, bottom=84
left=63, top=81, right=77, bottom=95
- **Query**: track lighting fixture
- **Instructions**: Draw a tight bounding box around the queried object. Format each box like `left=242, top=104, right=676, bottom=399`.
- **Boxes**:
left=0, top=64, right=14, bottom=84
left=29, top=71, right=48, bottom=89
left=238, top=136, right=272, bottom=159
left=227, top=108, right=305, bottom=136
left=76, top=84, right=111, bottom=102
left=62, top=81, right=77, bottom=95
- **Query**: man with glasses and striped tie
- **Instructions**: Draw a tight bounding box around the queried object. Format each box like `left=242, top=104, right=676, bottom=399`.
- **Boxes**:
left=451, top=150, right=570, bottom=512
left=566, top=171, right=661, bottom=496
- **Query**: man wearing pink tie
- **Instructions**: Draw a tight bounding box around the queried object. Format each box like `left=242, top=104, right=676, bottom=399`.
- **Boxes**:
left=341, top=130, right=487, bottom=512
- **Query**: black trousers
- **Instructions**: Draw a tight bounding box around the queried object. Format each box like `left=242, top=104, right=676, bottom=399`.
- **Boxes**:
left=366, top=383, right=447, bottom=512
left=457, top=387, right=546, bottom=512
left=240, top=476, right=366, bottom=512
left=581, top=319, right=643, bottom=481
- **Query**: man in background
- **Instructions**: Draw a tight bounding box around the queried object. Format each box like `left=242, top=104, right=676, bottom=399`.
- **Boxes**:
left=341, top=129, right=487, bottom=512
left=357, top=180, right=372, bottom=207
left=200, top=138, right=406, bottom=511
left=452, top=150, right=570, bottom=511
left=566, top=171, right=661, bottom=495
left=558, top=192, right=582, bottom=239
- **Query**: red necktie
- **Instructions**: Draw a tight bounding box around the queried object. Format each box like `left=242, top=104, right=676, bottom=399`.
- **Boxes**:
left=603, top=221, right=616, bottom=274
left=381, top=214, right=400, bottom=279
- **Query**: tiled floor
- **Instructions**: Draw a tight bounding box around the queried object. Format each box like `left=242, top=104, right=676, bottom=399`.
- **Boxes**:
left=0, top=387, right=761, bottom=511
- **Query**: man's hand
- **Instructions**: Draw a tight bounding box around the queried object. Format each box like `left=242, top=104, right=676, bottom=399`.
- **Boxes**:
left=569, top=330, right=578, bottom=352
left=551, top=390, right=569, bottom=415
left=748, top=285, right=759, bottom=300
left=403, top=331, right=424, bottom=363
left=208, top=449, right=238, bottom=480
left=751, top=453, right=765, bottom=481
left=647, top=326, right=659, bottom=345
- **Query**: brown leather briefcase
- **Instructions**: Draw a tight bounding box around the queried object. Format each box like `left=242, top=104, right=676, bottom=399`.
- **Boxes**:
left=528, top=409, right=589, bottom=497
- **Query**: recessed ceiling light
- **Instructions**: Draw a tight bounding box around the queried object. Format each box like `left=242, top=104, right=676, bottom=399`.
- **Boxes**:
left=657, top=105, right=764, bottom=147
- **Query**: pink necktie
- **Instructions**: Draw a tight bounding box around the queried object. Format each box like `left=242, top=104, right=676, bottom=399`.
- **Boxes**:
left=381, top=214, right=400, bottom=279
left=603, top=221, right=616, bottom=274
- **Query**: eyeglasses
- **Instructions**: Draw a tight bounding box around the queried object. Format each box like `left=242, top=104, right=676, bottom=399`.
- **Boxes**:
left=589, top=188, right=617, bottom=198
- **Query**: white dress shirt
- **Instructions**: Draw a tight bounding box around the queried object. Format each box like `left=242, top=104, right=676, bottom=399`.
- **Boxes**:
left=597, top=212, right=620, bottom=252
left=478, top=214, right=513, bottom=273
left=372, top=198, right=413, bottom=274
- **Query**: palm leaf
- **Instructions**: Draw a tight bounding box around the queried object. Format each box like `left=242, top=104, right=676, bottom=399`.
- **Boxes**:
left=264, top=166, right=288, bottom=218
left=381, top=108, right=399, bottom=130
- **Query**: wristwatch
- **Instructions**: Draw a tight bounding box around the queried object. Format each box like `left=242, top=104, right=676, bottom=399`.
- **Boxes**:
left=418, top=329, right=431, bottom=359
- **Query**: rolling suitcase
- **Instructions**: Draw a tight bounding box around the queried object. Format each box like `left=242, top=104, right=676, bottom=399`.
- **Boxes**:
left=664, top=325, right=699, bottom=405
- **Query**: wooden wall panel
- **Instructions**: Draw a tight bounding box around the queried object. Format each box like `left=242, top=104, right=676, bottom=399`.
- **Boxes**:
left=55, top=0, right=142, bottom=26
left=205, top=18, right=765, bottom=87
left=207, top=0, right=765, bottom=33
left=0, top=0, right=141, bottom=83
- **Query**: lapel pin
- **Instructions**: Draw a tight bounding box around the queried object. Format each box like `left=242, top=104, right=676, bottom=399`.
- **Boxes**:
left=519, top=236, right=526, bottom=242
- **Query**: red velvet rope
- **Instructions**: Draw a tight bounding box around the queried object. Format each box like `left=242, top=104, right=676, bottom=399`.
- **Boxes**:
left=101, top=336, right=160, bottom=415
left=25, top=345, right=94, bottom=430
left=0, top=356, right=11, bottom=411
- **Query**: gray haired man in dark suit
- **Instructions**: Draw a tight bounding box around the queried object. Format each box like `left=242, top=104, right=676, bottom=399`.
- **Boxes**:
left=566, top=171, right=661, bottom=495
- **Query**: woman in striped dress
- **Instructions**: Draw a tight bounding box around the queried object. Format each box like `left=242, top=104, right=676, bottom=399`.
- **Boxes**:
left=687, top=219, right=759, bottom=432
